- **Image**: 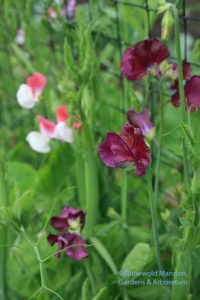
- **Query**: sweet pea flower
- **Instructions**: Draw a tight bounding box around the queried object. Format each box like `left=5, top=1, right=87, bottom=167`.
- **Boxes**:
left=98, top=124, right=151, bottom=176
left=50, top=207, right=86, bottom=233
left=120, top=38, right=169, bottom=81
left=66, top=0, right=77, bottom=18
left=47, top=233, right=89, bottom=260
left=170, top=64, right=200, bottom=111
left=16, top=72, right=47, bottom=109
left=47, top=206, right=88, bottom=260
left=26, top=105, right=76, bottom=153
left=127, top=108, right=155, bottom=139
left=48, top=7, right=57, bottom=19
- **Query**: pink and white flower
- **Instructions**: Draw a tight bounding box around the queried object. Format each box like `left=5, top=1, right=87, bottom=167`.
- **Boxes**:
left=16, top=72, right=47, bottom=109
left=26, top=105, right=77, bottom=153
left=48, top=7, right=57, bottom=19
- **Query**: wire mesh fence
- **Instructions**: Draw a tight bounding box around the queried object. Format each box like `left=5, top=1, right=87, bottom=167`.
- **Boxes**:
left=107, top=0, right=200, bottom=69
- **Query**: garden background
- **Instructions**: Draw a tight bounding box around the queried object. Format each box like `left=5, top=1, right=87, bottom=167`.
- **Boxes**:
left=0, top=0, right=200, bottom=299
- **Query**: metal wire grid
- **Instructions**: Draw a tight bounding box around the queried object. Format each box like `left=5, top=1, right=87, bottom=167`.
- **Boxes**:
left=108, top=0, right=200, bottom=69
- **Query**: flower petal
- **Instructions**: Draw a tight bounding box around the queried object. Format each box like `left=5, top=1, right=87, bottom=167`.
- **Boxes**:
left=16, top=84, right=35, bottom=109
left=50, top=216, right=68, bottom=231
left=27, top=72, right=47, bottom=97
left=26, top=131, right=51, bottom=153
left=120, top=124, right=151, bottom=176
left=56, top=105, right=69, bottom=123
left=98, top=132, right=134, bottom=168
left=185, top=76, right=200, bottom=111
left=47, top=234, right=58, bottom=246
left=121, top=38, right=169, bottom=81
left=37, top=115, right=56, bottom=137
left=67, top=0, right=77, bottom=18
left=64, top=234, right=89, bottom=261
left=127, top=108, right=154, bottom=136
left=54, top=122, right=74, bottom=143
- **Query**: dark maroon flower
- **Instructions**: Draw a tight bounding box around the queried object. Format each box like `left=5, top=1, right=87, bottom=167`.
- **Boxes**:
left=98, top=124, right=151, bottom=176
left=171, top=75, right=200, bottom=112
left=185, top=76, right=200, bottom=111
left=120, top=38, right=169, bottom=81
left=50, top=207, right=85, bottom=233
left=47, top=233, right=89, bottom=260
left=171, top=62, right=192, bottom=108
left=127, top=108, right=154, bottom=137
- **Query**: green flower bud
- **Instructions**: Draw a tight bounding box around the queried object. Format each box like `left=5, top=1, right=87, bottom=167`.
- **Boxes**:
left=161, top=9, right=174, bottom=40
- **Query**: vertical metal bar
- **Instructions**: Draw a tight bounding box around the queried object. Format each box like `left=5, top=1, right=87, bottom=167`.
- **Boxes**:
left=182, top=0, right=187, bottom=61
left=114, top=0, right=125, bottom=113
left=145, top=0, right=151, bottom=38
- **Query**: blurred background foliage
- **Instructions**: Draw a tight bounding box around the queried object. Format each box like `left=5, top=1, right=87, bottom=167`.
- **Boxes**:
left=0, top=0, right=200, bottom=299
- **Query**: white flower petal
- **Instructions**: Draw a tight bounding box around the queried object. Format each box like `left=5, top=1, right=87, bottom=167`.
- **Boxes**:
left=16, top=84, right=36, bottom=109
left=26, top=131, right=51, bottom=153
left=54, top=122, right=74, bottom=143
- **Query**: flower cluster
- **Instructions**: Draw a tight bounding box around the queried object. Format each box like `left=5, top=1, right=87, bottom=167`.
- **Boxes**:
left=47, top=207, right=89, bottom=260
left=48, top=0, right=77, bottom=20
left=120, top=38, right=200, bottom=112
left=16, top=72, right=81, bottom=153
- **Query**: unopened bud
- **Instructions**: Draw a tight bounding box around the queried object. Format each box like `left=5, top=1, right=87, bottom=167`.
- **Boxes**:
left=161, top=9, right=174, bottom=40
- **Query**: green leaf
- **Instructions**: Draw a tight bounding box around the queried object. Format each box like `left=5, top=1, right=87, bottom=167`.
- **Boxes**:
left=7, top=161, right=37, bottom=193
left=121, top=243, right=154, bottom=279
left=90, top=237, right=118, bottom=274
left=92, top=287, right=109, bottom=300
left=129, top=285, right=170, bottom=300
left=81, top=278, right=90, bottom=300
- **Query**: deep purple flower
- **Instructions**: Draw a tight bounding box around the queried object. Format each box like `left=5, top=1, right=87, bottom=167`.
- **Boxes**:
left=127, top=108, right=154, bottom=137
left=47, top=233, right=89, bottom=260
left=185, top=76, right=200, bottom=111
left=171, top=62, right=192, bottom=107
left=120, top=38, right=169, bottom=81
left=50, top=207, right=85, bottom=233
left=171, top=72, right=200, bottom=112
left=98, top=124, right=151, bottom=176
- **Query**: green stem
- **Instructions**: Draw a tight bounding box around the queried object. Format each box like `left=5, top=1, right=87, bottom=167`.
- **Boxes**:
left=0, top=158, right=7, bottom=300
left=148, top=165, right=162, bottom=271
left=34, top=246, right=45, bottom=287
left=121, top=170, right=128, bottom=222
left=172, top=4, right=190, bottom=186
left=82, top=121, right=99, bottom=235
left=154, top=81, right=164, bottom=207
left=84, top=260, right=96, bottom=295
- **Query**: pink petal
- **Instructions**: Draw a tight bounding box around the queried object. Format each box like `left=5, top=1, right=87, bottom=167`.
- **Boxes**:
left=27, top=72, right=47, bottom=97
left=72, top=122, right=81, bottom=129
left=37, top=115, right=56, bottom=137
left=56, top=105, right=69, bottom=123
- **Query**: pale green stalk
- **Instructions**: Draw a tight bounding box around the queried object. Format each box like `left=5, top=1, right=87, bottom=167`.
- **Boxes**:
left=172, top=4, right=190, bottom=186
left=148, top=164, right=162, bottom=271
left=0, top=157, right=7, bottom=300
left=154, top=80, right=164, bottom=206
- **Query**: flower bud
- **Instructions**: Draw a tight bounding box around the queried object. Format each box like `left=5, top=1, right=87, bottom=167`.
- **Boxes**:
left=161, top=9, right=174, bottom=40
